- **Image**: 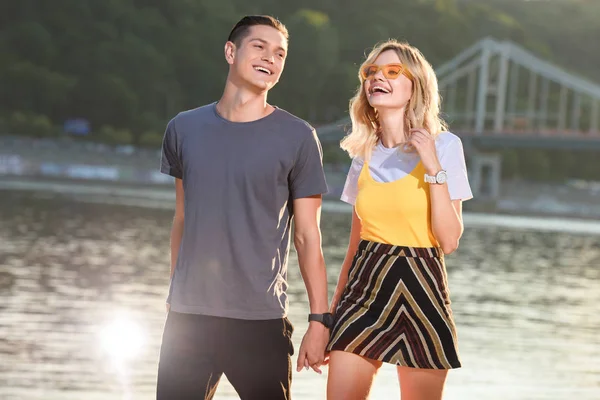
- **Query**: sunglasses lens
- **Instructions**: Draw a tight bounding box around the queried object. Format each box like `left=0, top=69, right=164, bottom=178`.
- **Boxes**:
left=362, top=65, right=378, bottom=79
left=383, top=65, right=402, bottom=79
left=361, top=64, right=409, bottom=80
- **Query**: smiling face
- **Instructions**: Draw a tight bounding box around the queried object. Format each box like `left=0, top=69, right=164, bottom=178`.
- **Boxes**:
left=226, top=25, right=288, bottom=92
left=343, top=40, right=446, bottom=160
left=363, top=50, right=413, bottom=112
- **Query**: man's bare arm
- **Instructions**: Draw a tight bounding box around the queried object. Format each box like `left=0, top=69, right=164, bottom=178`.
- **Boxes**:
left=293, top=195, right=328, bottom=314
left=293, top=194, right=329, bottom=373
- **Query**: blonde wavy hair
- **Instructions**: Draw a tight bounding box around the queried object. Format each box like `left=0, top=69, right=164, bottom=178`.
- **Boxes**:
left=340, top=40, right=447, bottom=160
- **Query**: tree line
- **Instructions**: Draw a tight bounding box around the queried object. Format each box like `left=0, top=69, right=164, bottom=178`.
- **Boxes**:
left=1, top=0, right=599, bottom=148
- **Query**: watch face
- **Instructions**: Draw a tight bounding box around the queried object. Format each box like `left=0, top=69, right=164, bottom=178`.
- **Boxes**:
left=436, top=171, right=448, bottom=184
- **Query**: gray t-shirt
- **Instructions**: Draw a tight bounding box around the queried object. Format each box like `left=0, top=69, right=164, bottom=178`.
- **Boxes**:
left=160, top=103, right=328, bottom=320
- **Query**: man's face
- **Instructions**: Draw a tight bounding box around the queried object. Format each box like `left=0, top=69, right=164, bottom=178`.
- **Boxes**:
left=227, top=25, right=288, bottom=92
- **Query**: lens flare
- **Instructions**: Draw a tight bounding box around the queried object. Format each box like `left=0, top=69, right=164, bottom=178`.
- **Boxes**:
left=99, top=314, right=145, bottom=363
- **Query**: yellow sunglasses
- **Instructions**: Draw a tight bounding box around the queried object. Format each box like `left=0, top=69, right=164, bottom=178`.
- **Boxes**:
left=360, top=63, right=413, bottom=81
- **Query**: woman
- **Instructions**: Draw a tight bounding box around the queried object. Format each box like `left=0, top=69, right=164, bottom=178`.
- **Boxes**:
left=326, top=40, right=473, bottom=400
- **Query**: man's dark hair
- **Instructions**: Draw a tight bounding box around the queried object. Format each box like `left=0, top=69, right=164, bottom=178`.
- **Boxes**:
left=227, top=15, right=289, bottom=46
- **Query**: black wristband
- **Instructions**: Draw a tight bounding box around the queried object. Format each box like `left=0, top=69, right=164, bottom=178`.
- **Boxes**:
left=308, top=312, right=334, bottom=329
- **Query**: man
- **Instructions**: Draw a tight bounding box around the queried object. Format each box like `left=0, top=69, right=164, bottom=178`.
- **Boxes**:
left=156, top=15, right=332, bottom=400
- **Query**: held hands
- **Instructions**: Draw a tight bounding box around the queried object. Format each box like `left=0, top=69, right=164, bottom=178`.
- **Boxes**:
left=296, top=322, right=330, bottom=374
left=409, top=128, right=442, bottom=176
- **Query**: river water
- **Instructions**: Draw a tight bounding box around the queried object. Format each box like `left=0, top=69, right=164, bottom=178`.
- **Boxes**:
left=0, top=191, right=599, bottom=400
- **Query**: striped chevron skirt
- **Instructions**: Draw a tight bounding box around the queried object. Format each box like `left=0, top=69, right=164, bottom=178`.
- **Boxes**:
left=327, top=240, right=461, bottom=369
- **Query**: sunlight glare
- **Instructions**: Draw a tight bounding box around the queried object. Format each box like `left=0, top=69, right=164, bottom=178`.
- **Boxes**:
left=99, top=314, right=145, bottom=363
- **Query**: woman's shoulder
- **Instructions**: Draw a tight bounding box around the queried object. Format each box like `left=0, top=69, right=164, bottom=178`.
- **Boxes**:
left=435, top=131, right=465, bottom=155
left=345, top=156, right=365, bottom=178
left=435, top=131, right=463, bottom=147
left=350, top=156, right=365, bottom=167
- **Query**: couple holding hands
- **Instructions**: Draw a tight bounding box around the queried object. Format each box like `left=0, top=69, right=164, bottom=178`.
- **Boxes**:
left=157, top=15, right=472, bottom=400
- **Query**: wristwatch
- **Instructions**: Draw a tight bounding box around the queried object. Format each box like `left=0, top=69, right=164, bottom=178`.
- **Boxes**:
left=424, top=170, right=448, bottom=184
left=308, top=313, right=334, bottom=329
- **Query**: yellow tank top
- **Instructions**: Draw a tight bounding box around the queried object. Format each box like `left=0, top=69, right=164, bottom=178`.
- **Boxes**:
left=354, top=161, right=439, bottom=248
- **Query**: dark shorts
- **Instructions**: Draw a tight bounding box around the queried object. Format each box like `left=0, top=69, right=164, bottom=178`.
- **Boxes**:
left=156, top=311, right=295, bottom=400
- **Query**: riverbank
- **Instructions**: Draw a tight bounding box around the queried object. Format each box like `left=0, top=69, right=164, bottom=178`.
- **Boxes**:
left=2, top=177, right=600, bottom=235
left=3, top=135, right=600, bottom=220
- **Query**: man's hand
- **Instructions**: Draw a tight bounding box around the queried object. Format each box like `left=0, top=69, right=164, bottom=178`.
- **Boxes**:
left=296, top=322, right=330, bottom=374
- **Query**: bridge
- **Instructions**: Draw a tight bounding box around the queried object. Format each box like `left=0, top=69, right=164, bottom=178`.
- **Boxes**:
left=317, top=37, right=600, bottom=197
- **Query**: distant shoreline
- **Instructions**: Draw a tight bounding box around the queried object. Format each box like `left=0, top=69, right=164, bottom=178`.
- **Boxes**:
left=2, top=177, right=600, bottom=235
left=3, top=136, right=600, bottom=222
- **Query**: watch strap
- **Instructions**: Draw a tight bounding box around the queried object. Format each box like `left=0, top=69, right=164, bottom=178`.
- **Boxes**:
left=424, top=170, right=447, bottom=184
left=424, top=173, right=436, bottom=183
left=308, top=312, right=334, bottom=328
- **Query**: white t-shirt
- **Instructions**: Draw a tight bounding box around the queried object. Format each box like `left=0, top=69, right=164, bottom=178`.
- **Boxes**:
left=341, top=131, right=473, bottom=205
